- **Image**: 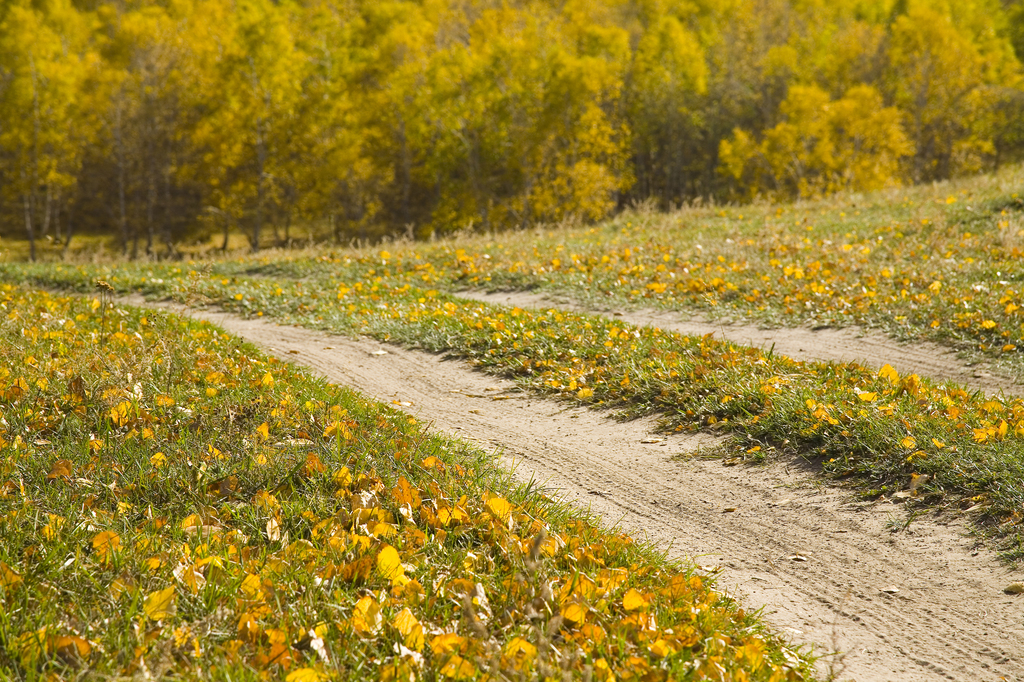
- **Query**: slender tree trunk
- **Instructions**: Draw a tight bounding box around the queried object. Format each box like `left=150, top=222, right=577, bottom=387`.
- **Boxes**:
left=398, top=116, right=411, bottom=229
left=41, top=184, right=51, bottom=240
left=162, top=169, right=175, bottom=257
left=62, top=201, right=75, bottom=259
left=222, top=211, right=231, bottom=251
left=146, top=175, right=156, bottom=256
left=23, top=193, right=36, bottom=262
left=115, top=102, right=130, bottom=256
left=53, top=186, right=62, bottom=242
left=254, top=124, right=265, bottom=252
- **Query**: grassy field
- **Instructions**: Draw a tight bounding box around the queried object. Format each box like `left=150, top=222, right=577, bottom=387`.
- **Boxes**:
left=0, top=285, right=814, bottom=679
left=5, top=168, right=1024, bottom=563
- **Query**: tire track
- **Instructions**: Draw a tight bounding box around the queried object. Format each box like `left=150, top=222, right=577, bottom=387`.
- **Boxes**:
left=457, top=290, right=1020, bottom=396
left=141, top=300, right=1024, bottom=682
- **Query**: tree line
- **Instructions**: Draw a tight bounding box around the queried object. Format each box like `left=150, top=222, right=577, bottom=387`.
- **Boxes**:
left=2, top=0, right=1023, bottom=259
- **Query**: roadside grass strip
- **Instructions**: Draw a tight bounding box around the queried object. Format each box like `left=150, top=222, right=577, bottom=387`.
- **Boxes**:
left=162, top=169, right=1024, bottom=378
left=6, top=264, right=1024, bottom=561
left=0, top=285, right=813, bottom=680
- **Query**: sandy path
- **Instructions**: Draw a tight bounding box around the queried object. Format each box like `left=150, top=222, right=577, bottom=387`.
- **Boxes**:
left=144, top=301, right=1024, bottom=682
left=458, top=290, right=1019, bottom=396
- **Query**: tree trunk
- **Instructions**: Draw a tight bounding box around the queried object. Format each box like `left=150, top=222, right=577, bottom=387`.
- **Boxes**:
left=23, top=193, right=36, bottom=262
left=53, top=186, right=62, bottom=242
left=162, top=169, right=175, bottom=257
left=41, top=184, right=52, bottom=240
left=254, top=129, right=265, bottom=252
left=146, top=175, right=156, bottom=256
left=115, top=103, right=130, bottom=256
left=398, top=116, right=411, bottom=229
left=62, top=201, right=76, bottom=259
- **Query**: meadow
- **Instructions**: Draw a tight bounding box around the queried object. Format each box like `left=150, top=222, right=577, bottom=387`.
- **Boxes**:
left=7, top=166, right=1024, bottom=548
left=4, top=165, right=1024, bottom=678
left=0, top=285, right=812, bottom=679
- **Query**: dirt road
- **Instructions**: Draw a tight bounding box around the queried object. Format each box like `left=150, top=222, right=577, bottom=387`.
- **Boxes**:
left=459, top=290, right=1018, bottom=396
left=149, top=300, right=1023, bottom=682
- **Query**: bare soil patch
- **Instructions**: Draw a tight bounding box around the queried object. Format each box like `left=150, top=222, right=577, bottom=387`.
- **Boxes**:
left=459, top=290, right=1019, bottom=396
left=142, top=300, right=1024, bottom=682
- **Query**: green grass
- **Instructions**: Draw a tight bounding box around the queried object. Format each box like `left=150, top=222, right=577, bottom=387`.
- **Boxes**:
left=0, top=286, right=813, bottom=680
left=4, top=166, right=1024, bottom=567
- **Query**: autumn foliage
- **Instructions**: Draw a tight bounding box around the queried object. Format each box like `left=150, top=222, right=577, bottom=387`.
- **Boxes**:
left=2, top=0, right=1024, bottom=257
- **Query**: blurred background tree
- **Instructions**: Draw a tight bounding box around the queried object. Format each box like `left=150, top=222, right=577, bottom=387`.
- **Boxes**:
left=1, top=0, right=1023, bottom=257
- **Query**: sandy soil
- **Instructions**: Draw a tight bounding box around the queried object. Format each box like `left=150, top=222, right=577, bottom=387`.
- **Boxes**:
left=458, top=290, right=1019, bottom=396
left=141, top=300, right=1024, bottom=682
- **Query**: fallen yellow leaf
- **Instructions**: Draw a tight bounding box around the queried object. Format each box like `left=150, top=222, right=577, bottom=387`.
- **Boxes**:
left=92, top=531, right=120, bottom=563
left=143, top=586, right=176, bottom=621
left=562, top=602, right=588, bottom=624
left=351, top=595, right=381, bottom=635
left=286, top=668, right=326, bottom=682
left=622, top=588, right=647, bottom=611
left=376, top=544, right=404, bottom=581
left=485, top=496, right=512, bottom=522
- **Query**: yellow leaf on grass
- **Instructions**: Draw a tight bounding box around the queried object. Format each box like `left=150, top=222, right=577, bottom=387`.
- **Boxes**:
left=562, top=602, right=588, bottom=624
left=440, top=654, right=476, bottom=679
left=504, top=636, right=537, bottom=659
left=485, top=496, right=512, bottom=522
left=333, top=466, right=353, bottom=487
left=286, top=668, right=326, bottom=682
left=256, top=422, right=270, bottom=441
left=377, top=545, right=404, bottom=582
left=92, top=531, right=120, bottom=562
left=622, top=588, right=647, bottom=611
left=649, top=638, right=676, bottom=658
left=261, top=373, right=275, bottom=388
left=109, top=401, right=132, bottom=426
left=392, top=608, right=424, bottom=651
left=430, top=632, right=465, bottom=655
left=0, top=561, right=22, bottom=588
left=240, top=573, right=264, bottom=600
left=351, top=595, right=381, bottom=635
left=878, top=364, right=899, bottom=384
left=46, top=459, right=74, bottom=482
left=857, top=392, right=877, bottom=402
left=143, top=586, right=176, bottom=620
left=53, top=635, right=91, bottom=660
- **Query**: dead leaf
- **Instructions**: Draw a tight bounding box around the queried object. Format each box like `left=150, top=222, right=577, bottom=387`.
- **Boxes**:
left=92, top=531, right=120, bottom=564
left=1004, top=582, right=1024, bottom=594
left=0, top=561, right=23, bottom=588
left=376, top=545, right=404, bottom=582
left=351, top=595, right=381, bottom=635
left=881, top=586, right=899, bottom=594
left=286, top=668, right=326, bottom=682
left=266, top=518, right=282, bottom=542
left=143, top=586, right=176, bottom=620
left=788, top=555, right=808, bottom=562
left=622, top=588, right=648, bottom=611
left=68, top=375, right=87, bottom=400
left=47, top=459, right=74, bottom=482
left=53, top=635, right=91, bottom=664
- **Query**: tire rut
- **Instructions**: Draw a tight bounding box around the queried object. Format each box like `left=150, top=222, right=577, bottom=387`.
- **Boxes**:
left=141, top=300, right=1024, bottom=682
left=457, top=290, right=1020, bottom=396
